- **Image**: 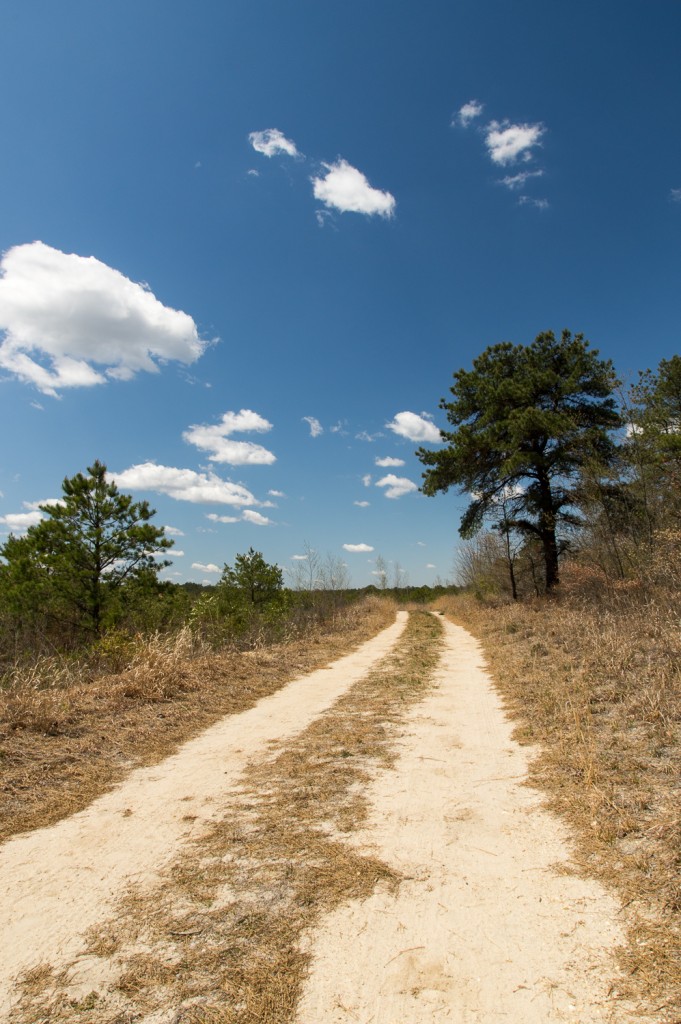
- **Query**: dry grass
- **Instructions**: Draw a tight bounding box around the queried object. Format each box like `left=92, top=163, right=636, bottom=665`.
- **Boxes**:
left=438, top=590, right=681, bottom=1021
left=0, top=598, right=395, bottom=843
left=13, top=610, right=443, bottom=1024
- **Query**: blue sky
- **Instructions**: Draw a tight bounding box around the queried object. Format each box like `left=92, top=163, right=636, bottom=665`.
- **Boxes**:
left=0, top=0, right=679, bottom=587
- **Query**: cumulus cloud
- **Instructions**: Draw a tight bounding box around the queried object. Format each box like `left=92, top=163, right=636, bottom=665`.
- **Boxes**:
left=163, top=525, right=185, bottom=537
left=456, top=100, right=484, bottom=126
left=268, top=489, right=285, bottom=498
left=291, top=554, right=308, bottom=561
left=354, top=500, right=370, bottom=507
left=499, top=169, right=544, bottom=190
left=206, top=512, right=240, bottom=524
left=249, top=128, right=299, bottom=158
left=375, top=474, right=418, bottom=499
left=192, top=562, right=221, bottom=574
left=386, top=411, right=441, bottom=443
left=0, top=242, right=207, bottom=396
left=343, top=543, right=374, bottom=553
left=183, top=409, right=275, bottom=466
left=375, top=456, right=405, bottom=467
left=426, top=563, right=436, bottom=569
left=312, top=160, right=395, bottom=218
left=303, top=416, right=323, bottom=437
left=485, top=121, right=544, bottom=165
left=242, top=509, right=274, bottom=526
left=111, top=463, right=258, bottom=506
left=362, top=474, right=372, bottom=487
left=0, top=510, right=43, bottom=532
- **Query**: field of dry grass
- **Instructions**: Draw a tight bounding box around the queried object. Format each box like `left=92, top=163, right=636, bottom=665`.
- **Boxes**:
left=0, top=597, right=395, bottom=843
left=12, top=610, right=443, bottom=1024
left=439, top=590, right=681, bottom=1021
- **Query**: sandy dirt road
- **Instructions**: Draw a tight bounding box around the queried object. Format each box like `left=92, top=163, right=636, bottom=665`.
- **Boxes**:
left=297, top=616, right=632, bottom=1023
left=0, top=611, right=634, bottom=1023
left=0, top=613, right=408, bottom=1019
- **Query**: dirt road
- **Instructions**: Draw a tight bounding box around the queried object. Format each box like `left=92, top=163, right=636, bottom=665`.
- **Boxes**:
left=0, top=611, right=634, bottom=1022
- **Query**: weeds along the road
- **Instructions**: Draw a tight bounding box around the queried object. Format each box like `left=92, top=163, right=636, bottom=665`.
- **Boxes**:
left=14, top=610, right=444, bottom=1024
left=443, top=593, right=681, bottom=1022
left=0, top=598, right=394, bottom=843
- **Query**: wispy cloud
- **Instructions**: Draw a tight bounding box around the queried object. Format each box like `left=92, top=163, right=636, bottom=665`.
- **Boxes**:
left=312, top=160, right=395, bottom=218
left=386, top=411, right=441, bottom=443
left=0, top=242, right=207, bottom=397
left=111, top=463, right=259, bottom=506
left=499, top=169, right=544, bottom=190
left=671, top=188, right=681, bottom=202
left=518, top=195, right=549, bottom=210
left=343, top=542, right=374, bottom=553
left=354, top=500, right=370, bottom=507
left=249, top=128, right=299, bottom=158
left=375, top=474, right=418, bottom=499
left=362, top=474, right=372, bottom=487
left=455, top=99, right=484, bottom=127
left=183, top=409, right=275, bottom=466
left=485, top=121, right=544, bottom=165
left=375, top=456, right=405, bottom=467
left=303, top=415, right=323, bottom=437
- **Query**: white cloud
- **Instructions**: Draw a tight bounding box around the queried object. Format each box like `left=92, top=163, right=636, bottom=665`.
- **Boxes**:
left=426, top=563, right=436, bottom=569
left=183, top=409, right=275, bottom=466
left=268, top=489, right=285, bottom=498
left=518, top=195, right=549, bottom=210
left=375, top=474, right=418, bottom=499
left=111, top=463, right=258, bottom=506
left=248, top=128, right=299, bottom=158
left=362, top=474, right=372, bottom=487
left=303, top=416, right=323, bottom=437
left=192, top=562, right=221, bottom=574
left=343, top=543, right=374, bottom=553
left=456, top=100, right=484, bottom=127
left=386, top=411, right=441, bottom=443
left=312, top=160, right=395, bottom=218
left=23, top=498, right=62, bottom=510
left=499, top=169, right=544, bottom=190
left=0, top=510, right=43, bottom=531
left=242, top=509, right=273, bottom=526
left=354, top=500, right=370, bottom=507
left=670, top=188, right=681, bottom=202
left=485, top=121, right=544, bottom=165
left=166, top=549, right=185, bottom=558
left=206, top=512, right=240, bottom=524
left=375, top=456, right=405, bottom=467
left=291, top=554, right=308, bottom=560
left=164, top=525, right=184, bottom=536
left=0, top=242, right=207, bottom=397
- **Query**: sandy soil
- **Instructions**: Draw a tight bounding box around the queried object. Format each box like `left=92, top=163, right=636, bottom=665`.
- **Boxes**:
left=297, top=616, right=633, bottom=1023
left=0, top=612, right=408, bottom=1019
left=0, top=611, right=635, bottom=1023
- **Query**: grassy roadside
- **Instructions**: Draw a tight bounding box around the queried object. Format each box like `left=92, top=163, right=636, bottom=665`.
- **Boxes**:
left=439, top=593, right=681, bottom=1022
left=14, top=610, right=443, bottom=1024
left=0, top=598, right=395, bottom=843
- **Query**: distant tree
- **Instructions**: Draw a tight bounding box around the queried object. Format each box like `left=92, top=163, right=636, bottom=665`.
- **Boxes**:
left=221, top=547, right=284, bottom=605
left=374, top=554, right=388, bottom=590
left=0, top=460, right=172, bottom=639
left=418, top=330, right=622, bottom=589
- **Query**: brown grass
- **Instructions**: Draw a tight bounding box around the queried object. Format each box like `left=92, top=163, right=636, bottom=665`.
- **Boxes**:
left=438, top=590, right=681, bottom=1021
left=13, top=610, right=443, bottom=1024
left=0, top=598, right=395, bottom=843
